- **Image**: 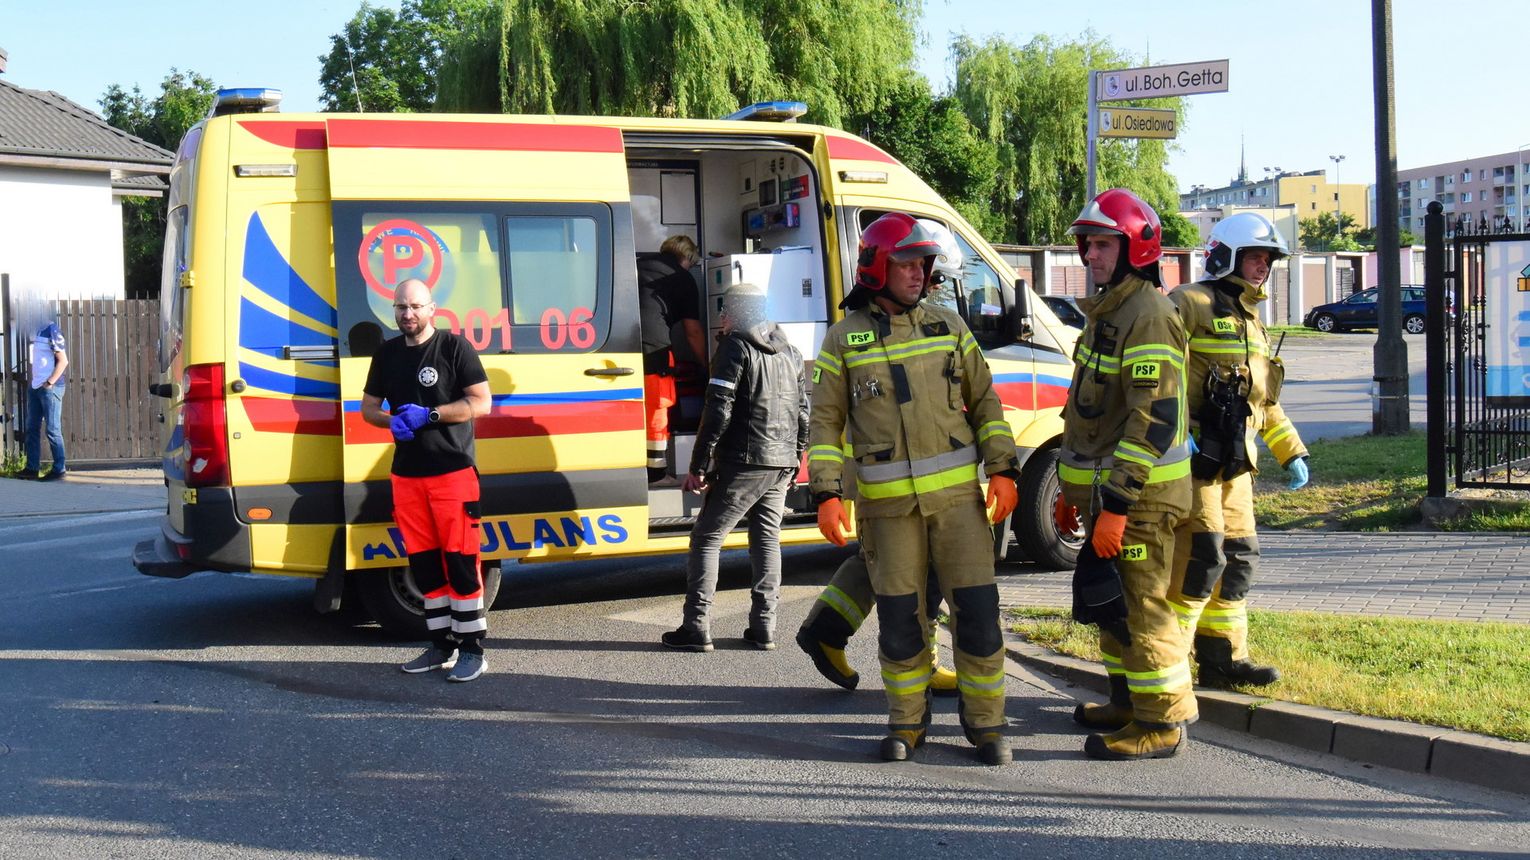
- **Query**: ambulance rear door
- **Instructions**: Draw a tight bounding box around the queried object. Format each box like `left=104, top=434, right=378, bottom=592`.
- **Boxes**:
left=324, top=117, right=649, bottom=570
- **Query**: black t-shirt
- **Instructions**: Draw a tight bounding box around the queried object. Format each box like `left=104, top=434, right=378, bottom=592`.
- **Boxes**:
left=362, top=330, right=488, bottom=477
left=637, top=253, right=700, bottom=373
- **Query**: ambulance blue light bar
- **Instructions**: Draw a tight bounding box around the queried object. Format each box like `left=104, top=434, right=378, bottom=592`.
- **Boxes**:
left=722, top=101, right=808, bottom=122
left=210, top=88, right=284, bottom=118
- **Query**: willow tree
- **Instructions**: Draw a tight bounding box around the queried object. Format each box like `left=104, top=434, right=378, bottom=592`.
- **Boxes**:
left=436, top=0, right=922, bottom=127
left=952, top=33, right=1189, bottom=246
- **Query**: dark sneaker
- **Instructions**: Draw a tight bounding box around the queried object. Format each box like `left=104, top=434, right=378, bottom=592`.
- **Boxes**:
left=743, top=628, right=776, bottom=651
left=400, top=647, right=456, bottom=674
left=14, top=469, right=38, bottom=480
left=661, top=627, right=713, bottom=653
left=447, top=651, right=486, bottom=682
left=39, top=469, right=67, bottom=482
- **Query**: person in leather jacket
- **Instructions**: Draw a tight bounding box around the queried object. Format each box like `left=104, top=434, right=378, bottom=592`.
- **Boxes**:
left=661, top=282, right=809, bottom=653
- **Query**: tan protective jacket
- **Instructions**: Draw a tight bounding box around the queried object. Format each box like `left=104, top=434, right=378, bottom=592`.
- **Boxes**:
left=808, top=300, right=1018, bottom=519
left=1169, top=276, right=1308, bottom=469
left=1059, top=275, right=1191, bottom=516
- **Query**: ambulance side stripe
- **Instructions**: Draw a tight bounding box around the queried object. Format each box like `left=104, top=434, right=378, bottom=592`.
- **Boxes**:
left=240, top=363, right=341, bottom=399
left=243, top=214, right=337, bottom=328
left=237, top=120, right=327, bottom=149
left=326, top=119, right=624, bottom=153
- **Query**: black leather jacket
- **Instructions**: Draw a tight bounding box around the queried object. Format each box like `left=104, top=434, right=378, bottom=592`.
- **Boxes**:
left=689, top=323, right=809, bottom=472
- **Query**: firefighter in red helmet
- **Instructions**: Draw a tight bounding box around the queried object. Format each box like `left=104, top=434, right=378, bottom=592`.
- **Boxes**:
left=1057, top=189, right=1197, bottom=759
left=808, top=212, right=1020, bottom=765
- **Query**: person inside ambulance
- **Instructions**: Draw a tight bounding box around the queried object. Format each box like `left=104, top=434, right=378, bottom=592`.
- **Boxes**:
left=637, top=234, right=706, bottom=483
left=795, top=220, right=968, bottom=695
left=1167, top=212, right=1310, bottom=688
left=808, top=212, right=1020, bottom=766
left=1057, top=188, right=1197, bottom=760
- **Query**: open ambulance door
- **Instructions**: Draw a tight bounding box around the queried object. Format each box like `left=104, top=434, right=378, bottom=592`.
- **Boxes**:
left=324, top=117, right=649, bottom=623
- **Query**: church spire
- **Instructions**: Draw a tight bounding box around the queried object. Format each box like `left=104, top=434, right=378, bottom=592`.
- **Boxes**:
left=1238, top=134, right=1248, bottom=184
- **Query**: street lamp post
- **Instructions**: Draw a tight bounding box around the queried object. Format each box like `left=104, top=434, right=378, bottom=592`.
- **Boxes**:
left=1330, top=154, right=1347, bottom=248
left=1517, top=143, right=1530, bottom=231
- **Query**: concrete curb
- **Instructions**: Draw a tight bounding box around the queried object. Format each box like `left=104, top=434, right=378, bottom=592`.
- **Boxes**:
left=1005, top=637, right=1530, bottom=797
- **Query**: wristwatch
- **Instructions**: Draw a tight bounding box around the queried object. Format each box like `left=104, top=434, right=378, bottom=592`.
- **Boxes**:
left=428, top=408, right=441, bottom=424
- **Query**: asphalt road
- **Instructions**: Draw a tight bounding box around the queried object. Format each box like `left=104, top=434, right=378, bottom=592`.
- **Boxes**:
left=1270, top=331, right=1428, bottom=442
left=2, top=509, right=1528, bottom=858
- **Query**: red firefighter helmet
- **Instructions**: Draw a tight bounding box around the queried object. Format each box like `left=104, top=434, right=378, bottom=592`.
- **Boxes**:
left=1067, top=188, right=1162, bottom=270
left=855, top=212, right=943, bottom=291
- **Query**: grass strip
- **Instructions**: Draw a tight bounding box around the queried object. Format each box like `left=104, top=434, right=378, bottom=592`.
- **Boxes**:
left=1252, top=430, right=1530, bottom=531
left=1010, top=606, right=1530, bottom=742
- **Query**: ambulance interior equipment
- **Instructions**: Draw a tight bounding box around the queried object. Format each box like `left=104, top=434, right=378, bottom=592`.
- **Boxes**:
left=626, top=143, right=827, bottom=519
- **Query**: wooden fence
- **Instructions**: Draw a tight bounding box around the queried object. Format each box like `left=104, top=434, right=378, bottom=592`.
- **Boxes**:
left=2, top=298, right=161, bottom=463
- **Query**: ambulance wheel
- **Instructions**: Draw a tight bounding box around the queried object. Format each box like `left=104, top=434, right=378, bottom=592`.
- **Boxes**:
left=354, top=562, right=503, bottom=639
left=1012, top=447, right=1083, bottom=571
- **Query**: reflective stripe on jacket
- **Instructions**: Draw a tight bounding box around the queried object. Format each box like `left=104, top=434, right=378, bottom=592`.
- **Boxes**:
left=1060, top=275, right=1191, bottom=515
left=1169, top=276, right=1309, bottom=469
left=809, top=301, right=1018, bottom=519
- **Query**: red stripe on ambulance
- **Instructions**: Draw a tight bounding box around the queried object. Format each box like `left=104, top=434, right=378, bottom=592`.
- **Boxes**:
left=238, top=121, right=328, bottom=149
left=325, top=119, right=624, bottom=153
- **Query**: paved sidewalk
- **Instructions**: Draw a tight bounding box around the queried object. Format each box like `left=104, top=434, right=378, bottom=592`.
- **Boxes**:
left=999, top=531, right=1530, bottom=623
left=0, top=466, right=163, bottom=518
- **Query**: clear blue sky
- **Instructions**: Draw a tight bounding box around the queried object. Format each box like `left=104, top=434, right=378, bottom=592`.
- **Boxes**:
left=5, top=0, right=1523, bottom=193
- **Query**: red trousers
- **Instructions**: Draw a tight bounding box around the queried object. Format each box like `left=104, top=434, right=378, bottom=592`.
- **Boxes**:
left=391, top=466, right=485, bottom=649
left=644, top=372, right=676, bottom=470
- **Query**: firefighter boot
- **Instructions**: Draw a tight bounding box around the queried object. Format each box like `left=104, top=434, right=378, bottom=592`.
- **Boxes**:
left=1084, top=722, right=1187, bottom=761
left=795, top=628, right=858, bottom=690
left=1073, top=673, right=1133, bottom=731
left=974, top=730, right=1012, bottom=766
left=879, top=728, right=926, bottom=761
left=1195, top=634, right=1280, bottom=687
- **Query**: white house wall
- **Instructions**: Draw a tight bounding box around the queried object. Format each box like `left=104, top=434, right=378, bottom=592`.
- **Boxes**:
left=0, top=164, right=126, bottom=332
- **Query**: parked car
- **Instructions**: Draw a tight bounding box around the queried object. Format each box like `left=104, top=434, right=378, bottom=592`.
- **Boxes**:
left=1040, top=294, right=1086, bottom=329
left=1303, top=285, right=1431, bottom=334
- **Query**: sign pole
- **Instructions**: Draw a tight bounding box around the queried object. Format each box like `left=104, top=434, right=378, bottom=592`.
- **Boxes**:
left=1087, top=71, right=1098, bottom=201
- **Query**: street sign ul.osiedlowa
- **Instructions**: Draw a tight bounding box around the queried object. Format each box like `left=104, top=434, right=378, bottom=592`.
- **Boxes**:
left=1098, top=108, right=1177, bottom=140
left=1097, top=59, right=1229, bottom=101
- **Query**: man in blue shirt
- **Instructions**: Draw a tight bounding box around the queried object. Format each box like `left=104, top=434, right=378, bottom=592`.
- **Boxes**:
left=20, top=319, right=69, bottom=480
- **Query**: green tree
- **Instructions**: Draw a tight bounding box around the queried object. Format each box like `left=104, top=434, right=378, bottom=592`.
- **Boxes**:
left=100, top=70, right=217, bottom=298
left=319, top=0, right=493, bottom=112
left=1353, top=225, right=1419, bottom=248
left=1299, top=211, right=1361, bottom=251
left=950, top=32, right=1186, bottom=245
left=435, top=0, right=921, bottom=128
left=853, top=78, right=1002, bottom=237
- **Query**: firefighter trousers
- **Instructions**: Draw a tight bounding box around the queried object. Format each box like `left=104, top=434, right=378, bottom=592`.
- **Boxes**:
left=799, top=549, right=945, bottom=661
left=1169, top=472, right=1259, bottom=661
left=860, top=493, right=1005, bottom=734
left=1062, top=483, right=1197, bottom=727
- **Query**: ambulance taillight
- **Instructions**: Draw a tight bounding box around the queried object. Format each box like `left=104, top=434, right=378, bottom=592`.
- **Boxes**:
left=183, top=364, right=230, bottom=487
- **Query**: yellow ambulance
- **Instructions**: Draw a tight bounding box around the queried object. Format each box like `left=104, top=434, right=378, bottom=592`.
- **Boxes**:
left=133, top=90, right=1082, bottom=635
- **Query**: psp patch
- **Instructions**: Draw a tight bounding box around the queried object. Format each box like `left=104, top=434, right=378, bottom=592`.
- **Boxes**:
left=845, top=330, right=877, bottom=347
left=1129, top=361, right=1161, bottom=388
left=1119, top=543, right=1148, bottom=562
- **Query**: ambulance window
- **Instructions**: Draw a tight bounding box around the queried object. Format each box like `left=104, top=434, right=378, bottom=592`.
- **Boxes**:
left=158, top=205, right=189, bottom=371
left=950, top=231, right=1008, bottom=344
left=335, top=202, right=612, bottom=355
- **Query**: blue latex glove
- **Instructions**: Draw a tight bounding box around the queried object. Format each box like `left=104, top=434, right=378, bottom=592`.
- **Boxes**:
left=1286, top=456, right=1310, bottom=490
left=1187, top=433, right=1199, bottom=455
left=390, top=403, right=430, bottom=442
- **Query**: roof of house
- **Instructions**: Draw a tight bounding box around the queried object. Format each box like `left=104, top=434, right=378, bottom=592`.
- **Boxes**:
left=0, top=77, right=174, bottom=193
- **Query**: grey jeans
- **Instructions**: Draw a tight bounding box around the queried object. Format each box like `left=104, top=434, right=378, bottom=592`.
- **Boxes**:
left=682, top=464, right=797, bottom=636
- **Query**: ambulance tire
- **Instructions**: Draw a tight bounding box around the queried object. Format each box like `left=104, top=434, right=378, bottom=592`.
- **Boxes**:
left=355, top=562, right=504, bottom=639
left=329, top=574, right=374, bottom=626
left=1011, top=447, right=1082, bottom=571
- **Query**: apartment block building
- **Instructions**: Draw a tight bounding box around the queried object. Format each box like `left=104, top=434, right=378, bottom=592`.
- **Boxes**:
left=1395, top=151, right=1530, bottom=234
left=1180, top=167, right=1370, bottom=234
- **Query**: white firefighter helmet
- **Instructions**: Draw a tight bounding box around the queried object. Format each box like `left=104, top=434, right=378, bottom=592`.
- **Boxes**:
left=916, top=218, right=965, bottom=284
left=1204, top=212, right=1290, bottom=280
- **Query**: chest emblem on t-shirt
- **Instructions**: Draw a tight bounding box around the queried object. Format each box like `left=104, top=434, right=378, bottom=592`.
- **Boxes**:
left=418, top=366, right=439, bottom=387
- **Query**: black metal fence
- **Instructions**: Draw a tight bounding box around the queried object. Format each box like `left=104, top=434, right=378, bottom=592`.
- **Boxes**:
left=1425, top=201, right=1530, bottom=493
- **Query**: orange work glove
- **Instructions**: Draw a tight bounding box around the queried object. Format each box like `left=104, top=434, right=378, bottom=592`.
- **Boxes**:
left=985, top=474, right=1018, bottom=524
left=1054, top=496, right=1080, bottom=533
left=1091, top=510, right=1128, bottom=558
left=817, top=497, right=851, bottom=547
